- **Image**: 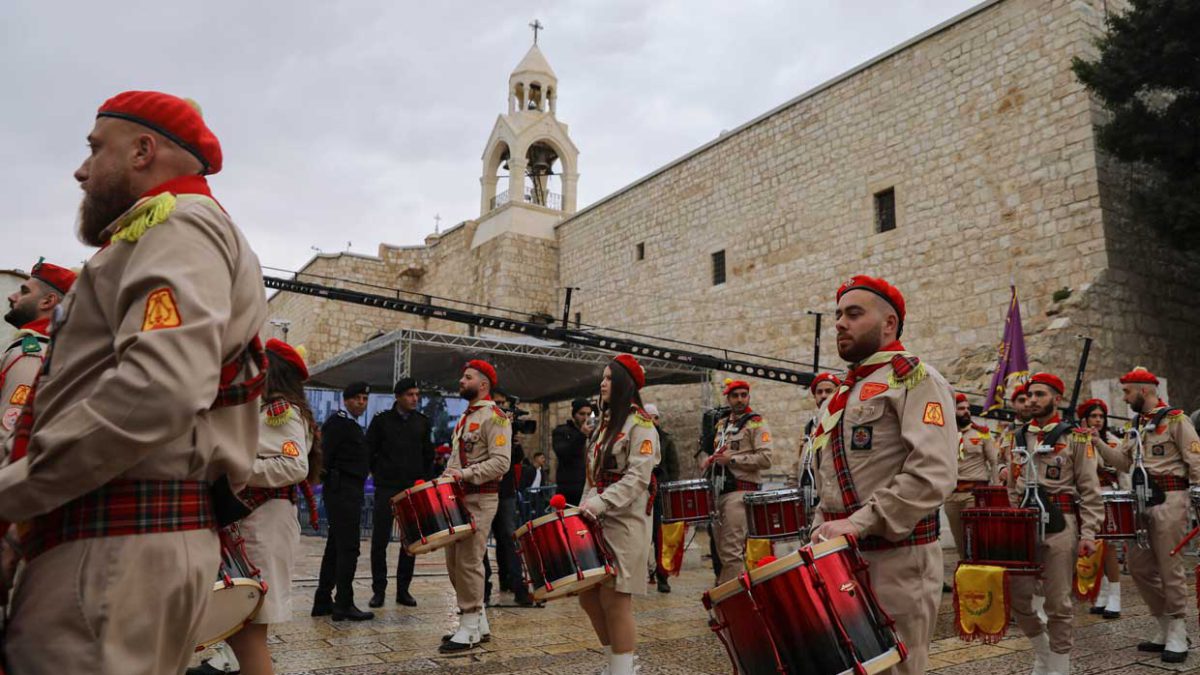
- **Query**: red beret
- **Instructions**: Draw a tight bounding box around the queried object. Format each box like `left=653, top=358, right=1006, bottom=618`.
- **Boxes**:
left=1028, top=372, right=1065, bottom=395
left=463, top=359, right=498, bottom=387
left=612, top=354, right=645, bottom=390
left=30, top=259, right=76, bottom=295
left=809, top=372, right=842, bottom=394
left=723, top=379, right=750, bottom=396
left=266, top=339, right=308, bottom=381
left=837, top=275, right=906, bottom=323
left=1076, top=398, right=1107, bottom=420
left=955, top=393, right=968, bottom=404
left=97, top=91, right=222, bottom=175
left=1009, top=383, right=1028, bottom=401
left=1119, top=367, right=1159, bottom=385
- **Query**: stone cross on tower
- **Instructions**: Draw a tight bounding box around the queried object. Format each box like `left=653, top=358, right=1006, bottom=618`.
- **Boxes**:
left=529, top=19, right=543, bottom=45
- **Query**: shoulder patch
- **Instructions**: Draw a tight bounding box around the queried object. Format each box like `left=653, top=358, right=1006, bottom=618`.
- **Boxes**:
left=760, top=431, right=771, bottom=444
left=922, top=402, right=945, bottom=426
left=142, top=288, right=182, bottom=331
left=9, top=384, right=31, bottom=406
left=281, top=440, right=301, bottom=457
left=639, top=439, right=654, bottom=455
left=1190, top=440, right=1200, bottom=455
left=19, top=335, right=43, bottom=355
left=494, top=434, right=507, bottom=447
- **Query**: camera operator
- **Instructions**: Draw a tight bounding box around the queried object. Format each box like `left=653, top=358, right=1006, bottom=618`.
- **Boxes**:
left=482, top=390, right=534, bottom=606
left=553, top=398, right=595, bottom=507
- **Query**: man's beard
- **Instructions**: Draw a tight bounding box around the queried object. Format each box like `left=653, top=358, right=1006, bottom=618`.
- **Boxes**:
left=956, top=414, right=971, bottom=430
left=1131, top=394, right=1147, bottom=414
left=459, top=383, right=479, bottom=400
left=3, top=302, right=35, bottom=330
left=837, top=324, right=884, bottom=363
left=1031, top=400, right=1056, bottom=420
left=77, top=171, right=135, bottom=247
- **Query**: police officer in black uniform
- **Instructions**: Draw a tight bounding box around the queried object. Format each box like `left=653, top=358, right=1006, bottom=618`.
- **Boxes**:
left=312, top=381, right=374, bottom=621
left=366, top=377, right=433, bottom=608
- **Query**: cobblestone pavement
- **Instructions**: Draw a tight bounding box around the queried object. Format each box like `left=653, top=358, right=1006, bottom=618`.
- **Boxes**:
left=192, top=534, right=1200, bottom=674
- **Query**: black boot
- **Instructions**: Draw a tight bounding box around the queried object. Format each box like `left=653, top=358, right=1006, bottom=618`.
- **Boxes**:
left=657, top=577, right=671, bottom=593
left=368, top=591, right=384, bottom=609
left=332, top=605, right=375, bottom=621
left=396, top=590, right=417, bottom=607
left=311, top=594, right=334, bottom=617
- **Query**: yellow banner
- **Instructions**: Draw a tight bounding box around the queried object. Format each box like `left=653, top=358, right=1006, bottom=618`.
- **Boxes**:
left=660, top=522, right=687, bottom=576
left=954, top=564, right=1009, bottom=643
left=1074, top=540, right=1105, bottom=601
left=745, top=538, right=774, bottom=570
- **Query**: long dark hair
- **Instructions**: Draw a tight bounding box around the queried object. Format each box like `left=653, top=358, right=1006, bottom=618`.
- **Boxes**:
left=265, top=351, right=322, bottom=482
left=600, top=360, right=645, bottom=452
left=1079, top=402, right=1111, bottom=442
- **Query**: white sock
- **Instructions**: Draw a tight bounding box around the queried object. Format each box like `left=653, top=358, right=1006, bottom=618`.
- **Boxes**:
left=611, top=652, right=636, bottom=675
left=1107, top=581, right=1120, bottom=612
left=1093, top=577, right=1109, bottom=608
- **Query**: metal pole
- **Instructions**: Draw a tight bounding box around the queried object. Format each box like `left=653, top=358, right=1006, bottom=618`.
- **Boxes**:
left=561, top=287, right=577, bottom=328
left=1066, top=335, right=1093, bottom=421
left=807, top=311, right=822, bottom=371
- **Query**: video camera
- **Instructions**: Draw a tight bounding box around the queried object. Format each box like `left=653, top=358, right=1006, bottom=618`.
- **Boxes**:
left=498, top=396, right=538, bottom=435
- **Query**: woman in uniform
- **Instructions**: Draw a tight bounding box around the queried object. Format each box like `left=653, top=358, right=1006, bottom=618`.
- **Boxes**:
left=226, top=339, right=321, bottom=674
left=578, top=354, right=660, bottom=675
left=1079, top=398, right=1123, bottom=618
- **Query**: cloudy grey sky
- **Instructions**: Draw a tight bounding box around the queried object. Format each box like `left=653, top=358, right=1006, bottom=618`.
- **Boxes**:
left=2, top=0, right=979, bottom=276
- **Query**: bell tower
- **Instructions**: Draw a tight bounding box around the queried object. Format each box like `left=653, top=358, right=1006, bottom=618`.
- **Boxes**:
left=474, top=29, right=579, bottom=248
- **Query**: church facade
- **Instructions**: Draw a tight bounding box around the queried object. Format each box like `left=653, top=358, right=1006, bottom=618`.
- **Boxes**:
left=266, top=0, right=1200, bottom=472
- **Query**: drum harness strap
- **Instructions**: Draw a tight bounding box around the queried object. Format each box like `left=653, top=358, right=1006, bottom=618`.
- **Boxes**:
left=1128, top=405, right=1178, bottom=547
left=707, top=411, right=762, bottom=499
left=1013, top=419, right=1077, bottom=541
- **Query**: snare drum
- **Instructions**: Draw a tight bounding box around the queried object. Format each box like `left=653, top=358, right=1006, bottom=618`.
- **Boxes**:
left=972, top=485, right=1010, bottom=508
left=660, top=478, right=714, bottom=523
left=702, top=536, right=904, bottom=675
left=961, top=507, right=1041, bottom=573
left=514, top=508, right=615, bottom=601
left=390, top=477, right=476, bottom=555
left=194, top=525, right=267, bottom=651
left=1099, top=490, right=1136, bottom=539
left=744, top=488, right=806, bottom=540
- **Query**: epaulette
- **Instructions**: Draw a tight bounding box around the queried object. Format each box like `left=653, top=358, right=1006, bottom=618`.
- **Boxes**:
left=887, top=354, right=927, bottom=390
left=264, top=400, right=295, bottom=427
left=491, top=408, right=511, bottom=426
left=746, top=415, right=765, bottom=429
left=19, top=334, right=44, bottom=355
left=111, top=193, right=177, bottom=244
left=1070, top=428, right=1091, bottom=444
left=632, top=407, right=654, bottom=428
left=971, top=423, right=991, bottom=437
left=1167, top=409, right=1187, bottom=425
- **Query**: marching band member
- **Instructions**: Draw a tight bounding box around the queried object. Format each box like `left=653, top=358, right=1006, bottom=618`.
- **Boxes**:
left=787, top=372, right=840, bottom=488
left=1096, top=367, right=1200, bottom=663
left=703, top=379, right=773, bottom=584
left=193, top=340, right=320, bottom=675
left=0, top=90, right=267, bottom=674
left=996, top=383, right=1031, bottom=483
left=439, top=360, right=511, bottom=652
left=1006, top=372, right=1102, bottom=675
left=579, top=354, right=660, bottom=675
left=945, top=392, right=998, bottom=561
left=0, top=260, right=75, bottom=453
left=1078, top=397, right=1122, bottom=619
left=809, top=275, right=957, bottom=675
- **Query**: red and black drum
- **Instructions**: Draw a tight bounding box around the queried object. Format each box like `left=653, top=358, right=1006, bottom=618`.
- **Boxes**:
left=660, top=478, right=714, bottom=523
left=961, top=507, right=1041, bottom=573
left=744, top=488, right=806, bottom=540
left=702, top=536, right=905, bottom=675
left=514, top=508, right=615, bottom=601
left=1099, top=490, right=1135, bottom=540
left=390, top=477, right=476, bottom=555
left=972, top=485, right=1010, bottom=508
left=195, top=525, right=267, bottom=650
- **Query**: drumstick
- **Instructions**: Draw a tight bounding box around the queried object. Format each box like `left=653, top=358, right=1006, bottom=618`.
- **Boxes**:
left=1170, top=525, right=1200, bottom=557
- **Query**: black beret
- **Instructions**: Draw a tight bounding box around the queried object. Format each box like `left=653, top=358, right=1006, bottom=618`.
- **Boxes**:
left=571, top=398, right=594, bottom=414
left=393, top=377, right=418, bottom=395
left=343, top=381, right=370, bottom=398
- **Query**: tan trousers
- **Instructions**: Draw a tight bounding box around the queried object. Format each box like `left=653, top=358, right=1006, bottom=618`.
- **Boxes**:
left=714, top=491, right=749, bottom=585
left=1011, top=517, right=1077, bottom=654
left=943, top=491, right=975, bottom=560
left=1127, top=490, right=1190, bottom=618
left=444, top=492, right=499, bottom=612
left=864, top=542, right=942, bottom=675
left=6, top=529, right=218, bottom=675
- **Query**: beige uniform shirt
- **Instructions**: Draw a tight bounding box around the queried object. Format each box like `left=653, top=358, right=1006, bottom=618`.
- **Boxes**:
left=1098, top=407, right=1200, bottom=482
left=0, top=192, right=267, bottom=522
left=713, top=410, right=773, bottom=483
left=250, top=402, right=311, bottom=488
left=443, top=400, right=511, bottom=485
left=1007, top=421, right=1103, bottom=540
left=958, top=424, right=999, bottom=483
left=585, top=408, right=661, bottom=517
left=813, top=359, right=958, bottom=541
left=0, top=327, right=48, bottom=452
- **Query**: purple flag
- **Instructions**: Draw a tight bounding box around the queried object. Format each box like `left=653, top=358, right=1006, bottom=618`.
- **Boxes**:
left=985, top=286, right=1029, bottom=411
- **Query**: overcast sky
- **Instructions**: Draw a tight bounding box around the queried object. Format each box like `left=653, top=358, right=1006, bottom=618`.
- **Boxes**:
left=2, top=0, right=980, bottom=276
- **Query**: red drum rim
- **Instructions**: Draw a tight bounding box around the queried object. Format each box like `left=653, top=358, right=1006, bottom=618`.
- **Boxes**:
left=405, top=523, right=476, bottom=555
left=660, top=479, right=711, bottom=490
left=531, top=567, right=613, bottom=601
left=743, top=488, right=802, bottom=505
left=514, top=507, right=584, bottom=539
left=390, top=476, right=458, bottom=504
left=195, top=578, right=266, bottom=650
left=705, top=535, right=851, bottom=604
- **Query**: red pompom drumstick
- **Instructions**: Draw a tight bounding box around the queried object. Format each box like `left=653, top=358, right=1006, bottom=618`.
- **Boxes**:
left=756, top=555, right=777, bottom=568
left=550, top=494, right=567, bottom=510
